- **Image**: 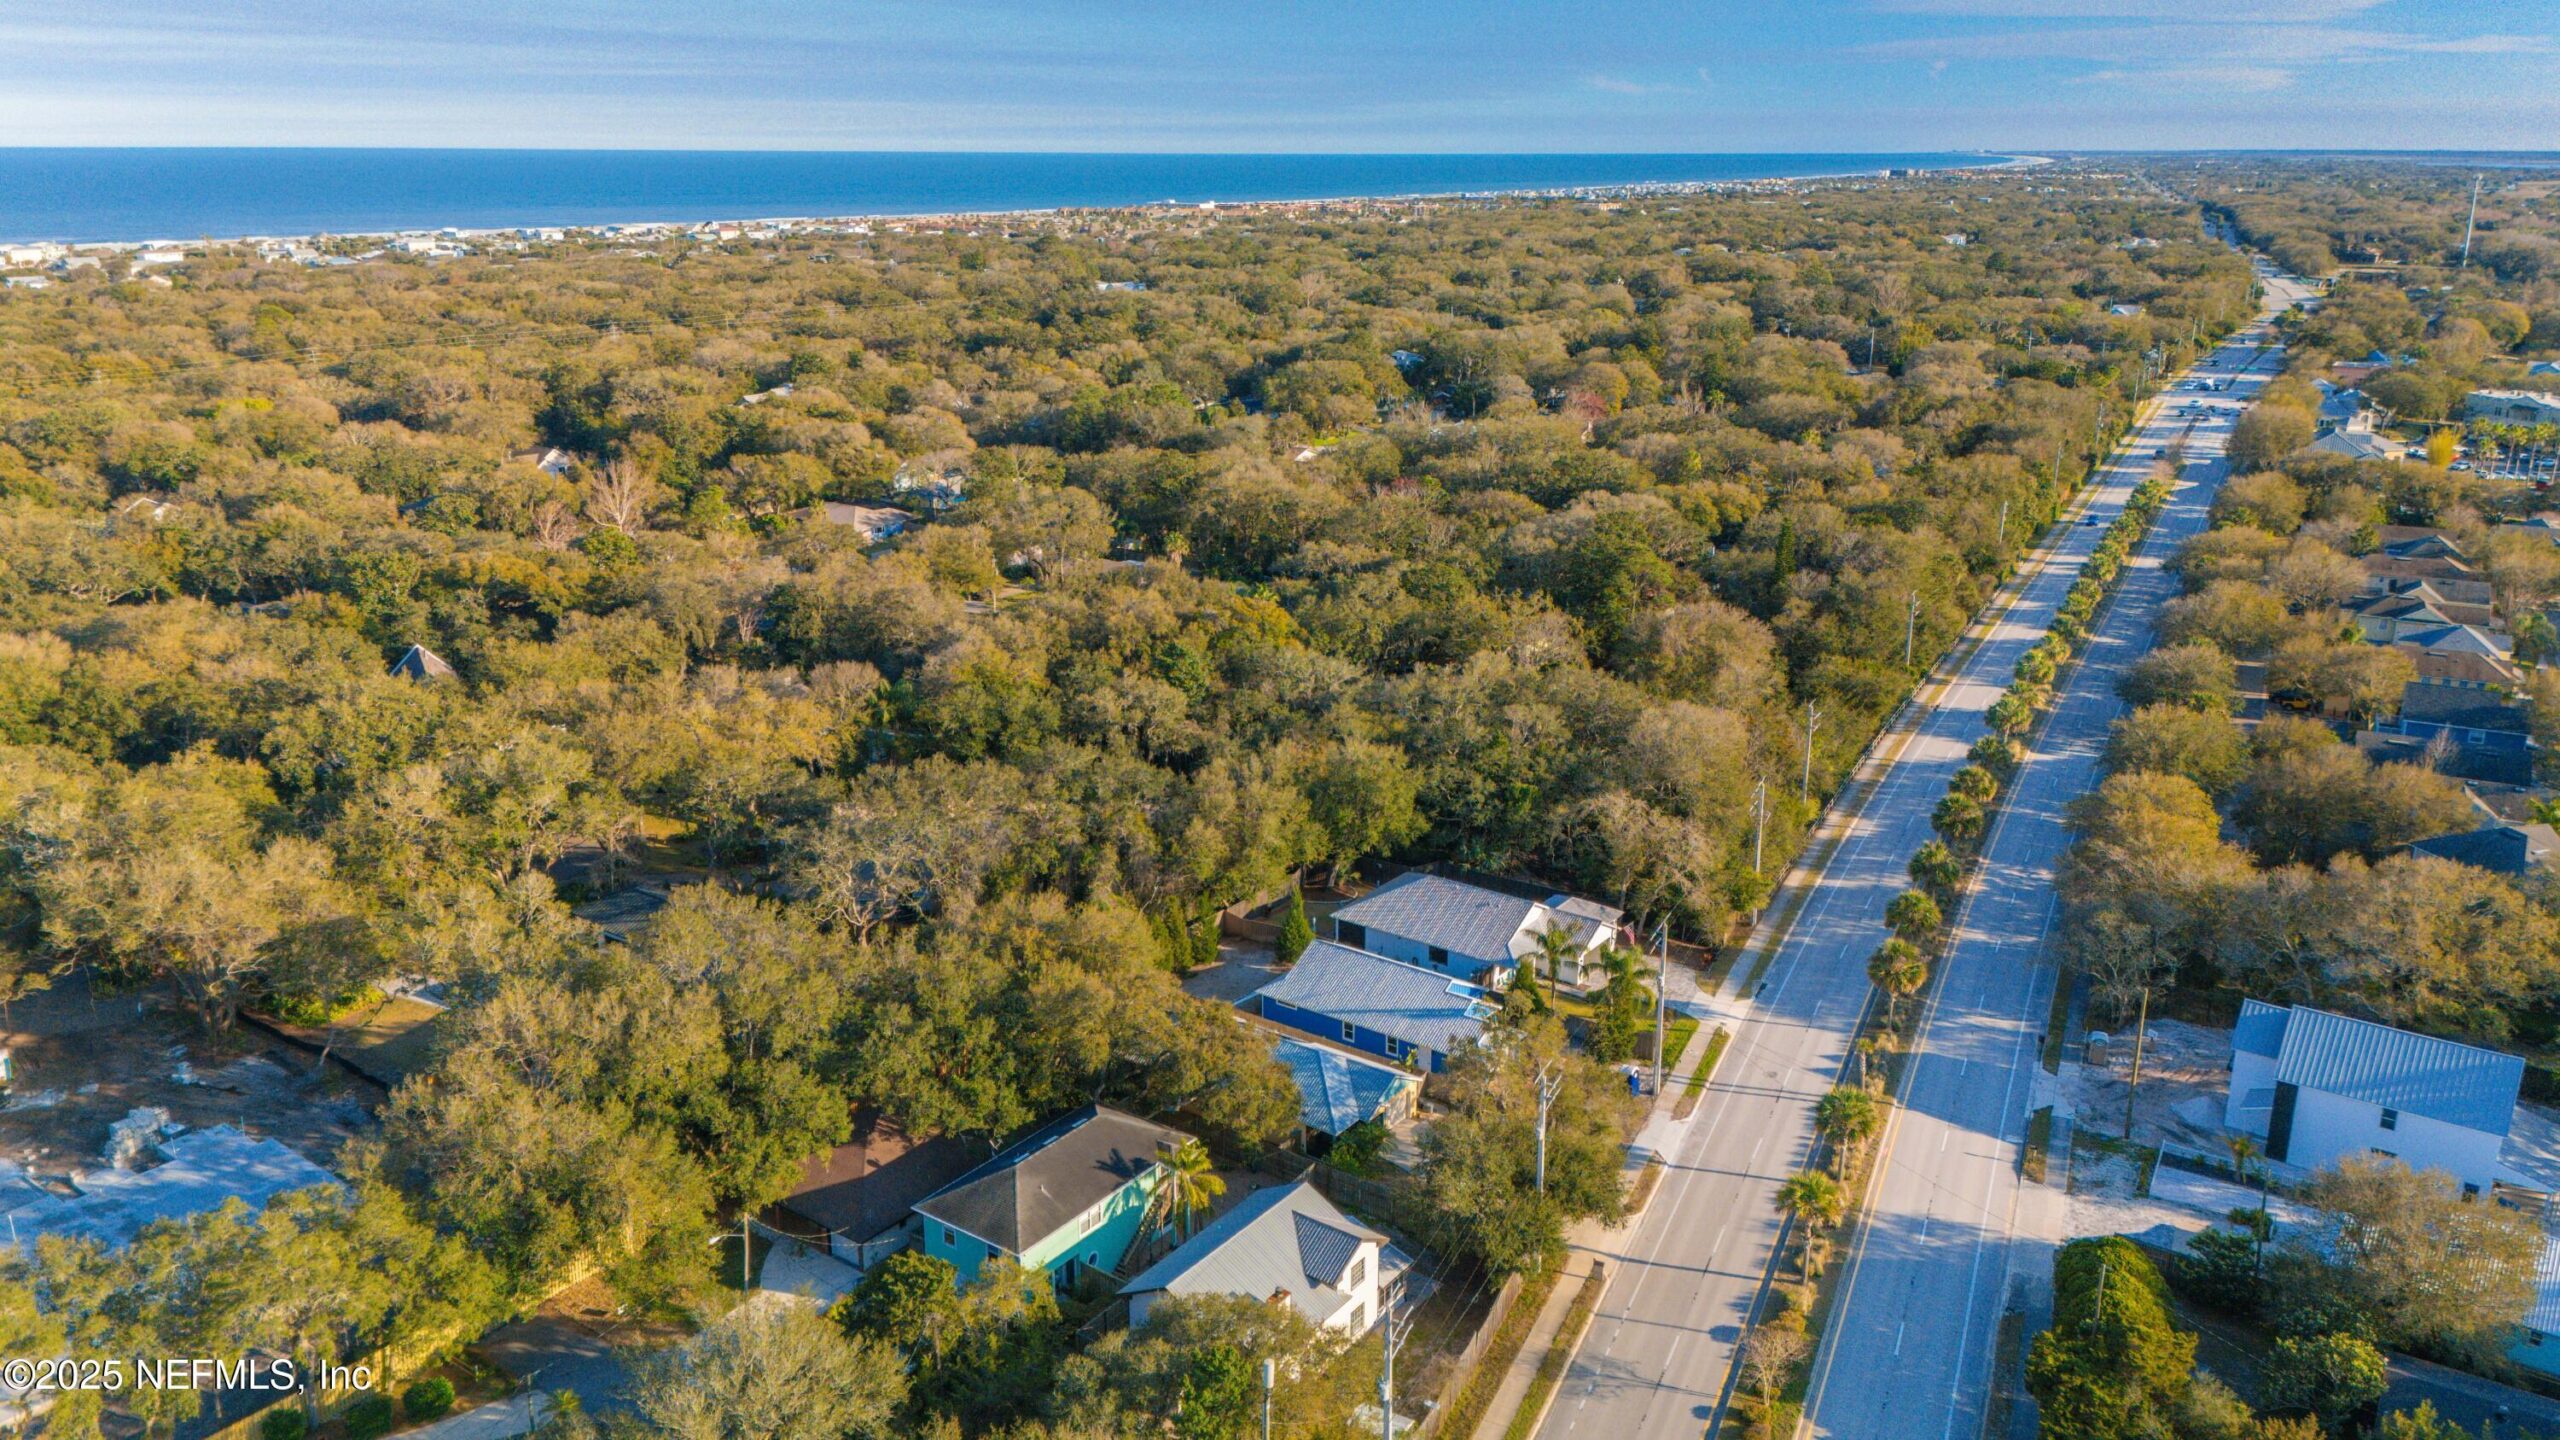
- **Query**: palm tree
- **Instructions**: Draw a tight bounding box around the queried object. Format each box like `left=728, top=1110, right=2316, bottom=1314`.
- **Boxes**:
left=1867, top=939, right=1928, bottom=1024
left=1775, top=1172, right=1846, bottom=1277
left=1158, top=1139, right=1225, bottom=1242
left=1814, top=1086, right=1881, bottom=1168
left=1531, top=921, right=1582, bottom=999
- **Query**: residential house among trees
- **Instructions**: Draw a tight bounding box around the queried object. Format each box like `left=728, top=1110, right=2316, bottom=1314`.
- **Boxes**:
left=1118, top=1179, right=1389, bottom=1335
left=2391, top=680, right=2533, bottom=755
left=2405, top=822, right=2560, bottom=877
left=763, top=1111, right=979, bottom=1271
left=1250, top=940, right=1496, bottom=1074
left=1272, top=1037, right=1420, bottom=1147
left=1326, top=872, right=1626, bottom=988
left=2224, top=1001, right=2523, bottom=1193
left=911, top=1105, right=1191, bottom=1291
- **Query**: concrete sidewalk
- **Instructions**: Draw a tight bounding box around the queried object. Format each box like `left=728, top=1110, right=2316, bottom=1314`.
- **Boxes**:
left=1465, top=1064, right=1699, bottom=1440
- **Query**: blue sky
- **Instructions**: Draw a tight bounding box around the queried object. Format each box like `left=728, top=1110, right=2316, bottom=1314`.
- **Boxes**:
left=2, top=0, right=2553, bottom=151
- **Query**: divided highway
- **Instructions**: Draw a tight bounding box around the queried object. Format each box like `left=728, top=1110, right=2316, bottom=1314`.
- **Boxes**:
left=1532, top=257, right=2315, bottom=1440
left=1801, top=259, right=2317, bottom=1440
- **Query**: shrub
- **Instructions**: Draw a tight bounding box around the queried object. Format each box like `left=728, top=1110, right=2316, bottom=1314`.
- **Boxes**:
left=344, top=1395, right=397, bottom=1440
left=259, top=1409, right=309, bottom=1440
left=404, top=1376, right=457, bottom=1422
left=1275, top=885, right=1313, bottom=965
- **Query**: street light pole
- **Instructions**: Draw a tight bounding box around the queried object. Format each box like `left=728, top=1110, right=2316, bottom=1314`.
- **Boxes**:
left=1262, top=1358, right=1276, bottom=1440
left=1903, top=591, right=1920, bottom=669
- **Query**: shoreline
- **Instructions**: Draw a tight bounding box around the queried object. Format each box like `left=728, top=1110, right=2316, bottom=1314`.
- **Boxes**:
left=3, top=151, right=2049, bottom=253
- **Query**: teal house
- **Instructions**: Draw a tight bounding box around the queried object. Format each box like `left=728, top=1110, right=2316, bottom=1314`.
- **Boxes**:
left=911, top=1105, right=1192, bottom=1291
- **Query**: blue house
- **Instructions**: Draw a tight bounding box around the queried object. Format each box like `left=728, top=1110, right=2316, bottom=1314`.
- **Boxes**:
left=1251, top=940, right=1495, bottom=1074
left=1327, top=872, right=1624, bottom=988
left=2393, top=679, right=2531, bottom=755
left=910, top=1105, right=1191, bottom=1292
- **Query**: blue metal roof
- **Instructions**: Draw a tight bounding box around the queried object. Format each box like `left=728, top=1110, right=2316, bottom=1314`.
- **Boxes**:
left=1274, top=1038, right=1418, bottom=1136
left=2268, top=1004, right=2523, bottom=1136
left=2233, top=998, right=2290, bottom=1059
left=1251, top=940, right=1492, bottom=1057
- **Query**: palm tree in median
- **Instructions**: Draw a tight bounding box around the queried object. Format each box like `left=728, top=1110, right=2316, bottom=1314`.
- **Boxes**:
left=1159, top=1139, right=1226, bottom=1242
left=1813, top=1086, right=1881, bottom=1174
left=1867, top=939, right=1929, bottom=1025
left=1775, top=1172, right=1846, bottom=1279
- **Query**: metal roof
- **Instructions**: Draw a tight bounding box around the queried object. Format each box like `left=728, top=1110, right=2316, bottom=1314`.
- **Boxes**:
left=2, top=1125, right=339, bottom=1257
left=2233, top=998, right=2289, bottom=1059
left=912, top=1105, right=1190, bottom=1255
left=1118, top=1179, right=1383, bottom=1325
left=1274, top=1038, right=1418, bottom=1136
left=2529, top=1231, right=2560, bottom=1335
left=2262, top=1004, right=2523, bottom=1136
left=1331, top=874, right=1546, bottom=964
left=1251, top=941, right=1494, bottom=1056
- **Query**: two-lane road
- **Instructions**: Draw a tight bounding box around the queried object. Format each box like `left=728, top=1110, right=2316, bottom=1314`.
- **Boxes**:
left=1800, top=262, right=2319, bottom=1440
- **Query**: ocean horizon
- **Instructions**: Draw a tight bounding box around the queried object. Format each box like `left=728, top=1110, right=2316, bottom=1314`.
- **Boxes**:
left=0, top=149, right=1996, bottom=245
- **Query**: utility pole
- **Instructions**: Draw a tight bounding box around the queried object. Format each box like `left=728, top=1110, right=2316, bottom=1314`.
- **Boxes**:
left=1534, top=1061, right=1565, bottom=1193
left=1751, top=778, right=1769, bottom=878
left=1651, top=922, right=1670, bottom=1102
left=1378, top=1283, right=1412, bottom=1440
left=1799, top=704, right=1824, bottom=800
left=2460, top=173, right=2482, bottom=270
left=1996, top=499, right=2009, bottom=557
left=1262, top=1358, right=1276, bottom=1440
left=2122, top=985, right=2152, bottom=1142
left=1903, top=590, right=1920, bottom=668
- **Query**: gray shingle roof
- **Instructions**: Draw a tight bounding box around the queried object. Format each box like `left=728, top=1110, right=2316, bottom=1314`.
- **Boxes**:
left=1252, top=941, right=1495, bottom=1056
left=1274, top=1038, right=1418, bottom=1136
left=2400, top=680, right=2529, bottom=732
left=913, top=1105, right=1190, bottom=1254
left=2260, top=1004, right=2523, bottom=1136
left=1119, top=1179, right=1383, bottom=1323
left=2406, top=823, right=2560, bottom=876
left=1332, top=874, right=1544, bottom=963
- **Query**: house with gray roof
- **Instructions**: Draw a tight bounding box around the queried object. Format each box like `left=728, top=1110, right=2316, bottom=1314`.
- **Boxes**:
left=1251, top=940, right=1495, bottom=1074
left=1328, top=872, right=1627, bottom=987
left=1272, top=1037, right=1419, bottom=1143
left=2393, top=678, right=2533, bottom=755
left=2406, top=822, right=2560, bottom=877
left=1120, top=1179, right=1386, bottom=1335
left=2224, top=1000, right=2522, bottom=1193
left=912, top=1105, right=1191, bottom=1290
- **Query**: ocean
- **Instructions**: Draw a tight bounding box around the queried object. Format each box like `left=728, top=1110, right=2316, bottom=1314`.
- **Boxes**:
left=0, top=149, right=1993, bottom=244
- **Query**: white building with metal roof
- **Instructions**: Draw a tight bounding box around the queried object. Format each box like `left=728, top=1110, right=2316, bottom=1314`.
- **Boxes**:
left=2225, top=1000, right=2522, bottom=1193
left=1119, top=1179, right=1386, bottom=1335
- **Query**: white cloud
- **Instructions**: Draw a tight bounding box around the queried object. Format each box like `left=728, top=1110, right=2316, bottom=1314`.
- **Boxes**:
left=2078, top=63, right=2295, bottom=91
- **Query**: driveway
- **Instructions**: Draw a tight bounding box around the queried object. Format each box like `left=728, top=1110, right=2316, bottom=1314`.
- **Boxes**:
left=392, top=1394, right=545, bottom=1440
left=1179, top=940, right=1284, bottom=1007
left=479, top=1314, right=630, bottom=1417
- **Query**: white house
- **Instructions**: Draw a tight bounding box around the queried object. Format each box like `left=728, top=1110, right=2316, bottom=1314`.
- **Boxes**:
left=1328, top=872, right=1626, bottom=988
left=2225, top=1000, right=2521, bottom=1194
left=1119, top=1180, right=1387, bottom=1335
